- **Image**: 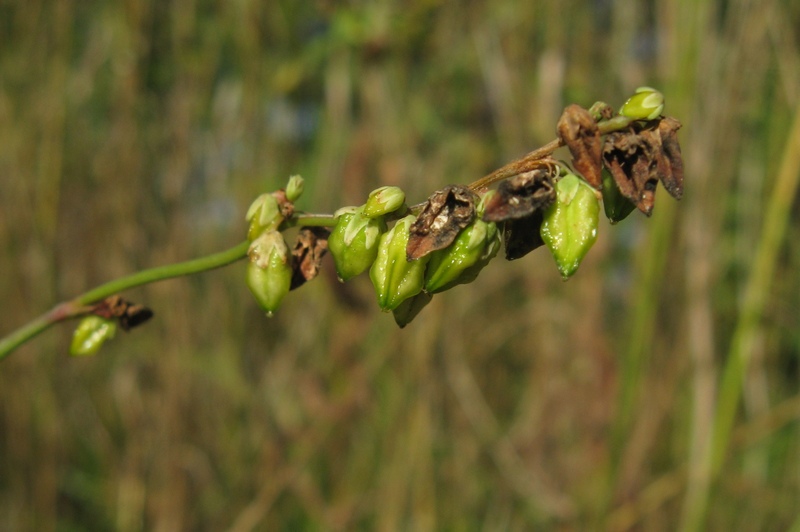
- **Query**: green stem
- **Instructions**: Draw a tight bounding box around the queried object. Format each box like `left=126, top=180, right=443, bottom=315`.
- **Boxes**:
left=0, top=303, right=82, bottom=361
left=283, top=213, right=339, bottom=228
left=0, top=240, right=250, bottom=361
left=76, top=241, right=250, bottom=304
left=0, top=113, right=641, bottom=362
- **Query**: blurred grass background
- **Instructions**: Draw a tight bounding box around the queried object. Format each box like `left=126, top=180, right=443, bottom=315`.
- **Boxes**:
left=1, top=0, right=799, bottom=530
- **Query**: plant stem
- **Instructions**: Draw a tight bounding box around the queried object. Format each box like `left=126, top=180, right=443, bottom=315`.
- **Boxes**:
left=0, top=113, right=640, bottom=362
left=467, top=115, right=634, bottom=191
left=283, top=213, right=339, bottom=228
left=468, top=139, right=562, bottom=191
left=0, top=240, right=251, bottom=361
left=0, top=303, right=82, bottom=361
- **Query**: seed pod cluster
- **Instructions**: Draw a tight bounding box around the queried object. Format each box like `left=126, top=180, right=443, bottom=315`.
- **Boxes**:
left=239, top=88, right=684, bottom=326
left=324, top=185, right=504, bottom=326
left=245, top=175, right=334, bottom=316
left=534, top=87, right=683, bottom=276
left=57, top=89, right=686, bottom=358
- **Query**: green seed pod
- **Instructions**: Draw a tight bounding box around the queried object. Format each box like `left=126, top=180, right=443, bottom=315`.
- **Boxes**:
left=601, top=167, right=636, bottom=224
left=619, top=86, right=664, bottom=121
left=285, top=174, right=305, bottom=202
left=370, top=215, right=431, bottom=311
left=328, top=206, right=387, bottom=281
left=540, top=173, right=600, bottom=279
left=70, top=315, right=117, bottom=356
left=245, top=193, right=281, bottom=241
left=246, top=231, right=292, bottom=315
left=424, top=219, right=500, bottom=293
left=392, top=291, right=433, bottom=328
left=363, top=186, right=406, bottom=218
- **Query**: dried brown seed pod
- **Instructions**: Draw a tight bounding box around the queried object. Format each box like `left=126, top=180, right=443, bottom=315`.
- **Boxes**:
left=290, top=227, right=331, bottom=290
left=602, top=129, right=658, bottom=215
left=92, top=295, right=153, bottom=331
left=406, top=185, right=479, bottom=260
left=654, top=117, right=684, bottom=199
left=602, top=117, right=684, bottom=216
left=557, top=104, right=603, bottom=189
left=482, top=167, right=556, bottom=222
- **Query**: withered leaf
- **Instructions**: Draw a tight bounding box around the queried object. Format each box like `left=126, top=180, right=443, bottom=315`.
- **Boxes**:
left=557, top=104, right=603, bottom=189
left=93, top=295, right=154, bottom=331
left=483, top=167, right=556, bottom=222
left=502, top=211, right=546, bottom=260
left=407, top=185, right=479, bottom=260
left=290, top=226, right=330, bottom=290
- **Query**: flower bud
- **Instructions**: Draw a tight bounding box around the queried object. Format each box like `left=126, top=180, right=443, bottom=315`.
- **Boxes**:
left=363, top=186, right=406, bottom=218
left=70, top=315, right=117, bottom=356
left=540, top=173, right=600, bottom=279
left=619, top=86, right=664, bottom=121
left=370, top=215, right=430, bottom=311
left=285, top=175, right=304, bottom=202
left=328, top=206, right=387, bottom=281
left=424, top=218, right=500, bottom=293
left=246, top=193, right=281, bottom=241
left=601, top=167, right=636, bottom=224
left=246, top=231, right=292, bottom=315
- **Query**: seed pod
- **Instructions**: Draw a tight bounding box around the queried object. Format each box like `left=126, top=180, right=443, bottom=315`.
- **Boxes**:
left=91, top=295, right=153, bottom=331
left=619, top=87, right=664, bottom=121
left=392, top=291, right=433, bottom=328
left=246, top=231, right=292, bottom=315
left=370, top=215, right=431, bottom=311
left=601, top=167, right=636, bottom=224
left=424, top=219, right=500, bottom=293
left=540, top=173, right=600, bottom=279
left=407, top=185, right=479, bottom=260
left=557, top=105, right=603, bottom=189
left=289, top=227, right=330, bottom=290
left=285, top=175, right=305, bottom=202
left=363, top=186, right=406, bottom=218
left=328, top=206, right=387, bottom=281
left=70, top=316, right=117, bottom=356
left=245, top=193, right=281, bottom=241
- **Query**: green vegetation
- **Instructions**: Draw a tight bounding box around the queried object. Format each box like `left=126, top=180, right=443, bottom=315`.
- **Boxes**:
left=1, top=1, right=798, bottom=530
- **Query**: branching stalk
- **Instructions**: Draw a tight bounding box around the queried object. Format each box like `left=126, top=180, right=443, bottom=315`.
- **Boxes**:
left=0, top=112, right=643, bottom=362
